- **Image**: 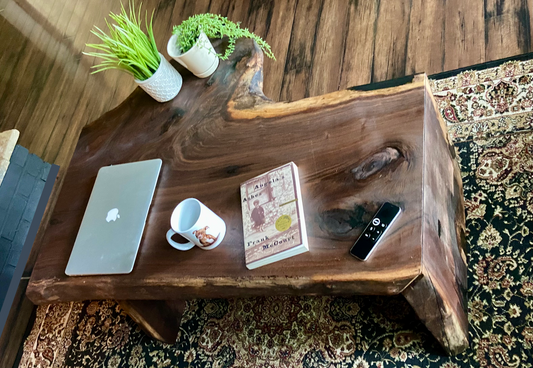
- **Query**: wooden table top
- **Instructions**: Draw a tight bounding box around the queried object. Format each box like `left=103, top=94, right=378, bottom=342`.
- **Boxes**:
left=27, top=40, right=432, bottom=304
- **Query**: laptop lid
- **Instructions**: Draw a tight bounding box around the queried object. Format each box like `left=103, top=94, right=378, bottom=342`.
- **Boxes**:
left=65, top=159, right=162, bottom=276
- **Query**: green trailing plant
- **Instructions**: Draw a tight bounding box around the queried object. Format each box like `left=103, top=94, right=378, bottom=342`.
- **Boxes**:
left=84, top=1, right=160, bottom=81
left=172, top=13, right=275, bottom=60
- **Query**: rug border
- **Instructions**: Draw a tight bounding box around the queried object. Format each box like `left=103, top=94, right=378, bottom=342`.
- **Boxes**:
left=349, top=51, right=533, bottom=92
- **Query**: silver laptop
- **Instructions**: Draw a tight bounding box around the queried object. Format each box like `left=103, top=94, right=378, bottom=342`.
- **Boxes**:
left=65, top=159, right=162, bottom=276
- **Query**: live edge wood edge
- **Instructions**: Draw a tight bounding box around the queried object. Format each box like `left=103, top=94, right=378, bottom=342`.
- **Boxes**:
left=27, top=39, right=467, bottom=355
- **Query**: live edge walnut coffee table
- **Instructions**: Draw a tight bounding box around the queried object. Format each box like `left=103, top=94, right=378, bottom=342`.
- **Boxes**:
left=27, top=40, right=468, bottom=355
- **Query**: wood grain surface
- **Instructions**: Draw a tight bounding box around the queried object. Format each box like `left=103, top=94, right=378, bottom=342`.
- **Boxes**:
left=26, top=39, right=467, bottom=354
left=1, top=0, right=529, bottom=282
left=2, top=0, right=532, bottom=175
left=1, top=0, right=528, bottom=300
left=1, top=0, right=525, bottom=362
left=402, top=87, right=468, bottom=355
left=27, top=42, right=425, bottom=302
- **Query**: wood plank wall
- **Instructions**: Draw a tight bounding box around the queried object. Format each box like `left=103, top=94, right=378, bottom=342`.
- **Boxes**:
left=0, top=0, right=532, bottom=366
left=1, top=0, right=532, bottom=170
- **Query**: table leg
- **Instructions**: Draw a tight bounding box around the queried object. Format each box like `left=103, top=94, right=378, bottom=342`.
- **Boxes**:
left=406, top=86, right=469, bottom=355
left=118, top=300, right=185, bottom=344
left=402, top=195, right=468, bottom=355
left=402, top=266, right=468, bottom=355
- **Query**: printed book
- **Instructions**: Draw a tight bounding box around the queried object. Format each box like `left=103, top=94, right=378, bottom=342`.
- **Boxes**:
left=240, top=162, right=308, bottom=270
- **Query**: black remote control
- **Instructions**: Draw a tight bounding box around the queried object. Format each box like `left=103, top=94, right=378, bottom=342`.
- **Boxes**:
left=349, top=202, right=401, bottom=261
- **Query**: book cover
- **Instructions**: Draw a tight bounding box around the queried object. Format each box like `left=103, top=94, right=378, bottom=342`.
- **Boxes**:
left=240, top=162, right=308, bottom=269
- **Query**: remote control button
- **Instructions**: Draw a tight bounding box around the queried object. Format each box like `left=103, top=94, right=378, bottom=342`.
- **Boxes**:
left=375, top=230, right=381, bottom=235
left=372, top=218, right=380, bottom=226
left=371, top=236, right=376, bottom=241
left=381, top=223, right=386, bottom=228
left=369, top=226, right=375, bottom=231
left=364, top=233, right=370, bottom=238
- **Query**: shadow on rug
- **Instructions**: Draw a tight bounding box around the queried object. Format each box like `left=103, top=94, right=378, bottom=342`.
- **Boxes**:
left=19, top=60, right=533, bottom=368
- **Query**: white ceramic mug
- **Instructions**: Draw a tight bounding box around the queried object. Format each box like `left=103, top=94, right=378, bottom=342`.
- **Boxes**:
left=166, top=198, right=226, bottom=251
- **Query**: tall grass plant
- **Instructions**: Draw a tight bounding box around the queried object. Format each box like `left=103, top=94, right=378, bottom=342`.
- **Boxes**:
left=84, top=1, right=160, bottom=81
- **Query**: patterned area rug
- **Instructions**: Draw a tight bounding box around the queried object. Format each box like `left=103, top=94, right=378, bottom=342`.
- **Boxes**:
left=19, top=60, right=533, bottom=368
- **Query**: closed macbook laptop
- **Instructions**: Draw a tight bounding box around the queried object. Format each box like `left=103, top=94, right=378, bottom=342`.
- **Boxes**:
left=65, top=159, right=162, bottom=276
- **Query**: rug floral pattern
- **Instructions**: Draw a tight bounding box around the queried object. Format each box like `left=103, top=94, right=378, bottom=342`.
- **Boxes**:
left=19, top=61, right=533, bottom=368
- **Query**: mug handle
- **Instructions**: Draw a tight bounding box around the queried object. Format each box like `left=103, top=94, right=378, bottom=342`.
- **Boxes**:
left=166, top=229, right=195, bottom=251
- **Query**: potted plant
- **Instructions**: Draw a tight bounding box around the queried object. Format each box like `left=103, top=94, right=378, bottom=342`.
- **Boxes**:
left=167, top=13, right=276, bottom=78
left=84, top=2, right=182, bottom=103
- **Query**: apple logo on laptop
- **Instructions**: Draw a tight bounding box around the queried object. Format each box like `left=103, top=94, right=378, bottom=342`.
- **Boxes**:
left=106, top=208, right=120, bottom=222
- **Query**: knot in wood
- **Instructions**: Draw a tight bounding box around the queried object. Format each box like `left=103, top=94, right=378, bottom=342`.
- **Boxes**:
left=351, top=147, right=402, bottom=180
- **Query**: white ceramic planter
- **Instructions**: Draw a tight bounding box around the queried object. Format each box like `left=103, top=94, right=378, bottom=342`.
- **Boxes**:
left=167, top=31, right=219, bottom=78
left=135, top=53, right=183, bottom=103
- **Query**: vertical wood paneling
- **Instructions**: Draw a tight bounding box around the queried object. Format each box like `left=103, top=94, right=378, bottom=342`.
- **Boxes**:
left=2, top=0, right=75, bottom=127
left=529, top=0, right=533, bottom=49
left=167, top=0, right=211, bottom=29
left=0, top=0, right=52, bottom=102
left=339, top=0, right=379, bottom=89
left=443, top=0, right=485, bottom=70
left=5, top=0, right=67, bottom=153
left=0, top=24, right=32, bottom=124
left=206, top=0, right=233, bottom=18
left=405, top=0, right=446, bottom=76
left=77, top=2, right=135, bottom=130
left=307, top=1, right=350, bottom=96
left=13, top=0, right=93, bottom=159
left=2, top=0, right=532, bottom=166
left=485, top=0, right=530, bottom=61
left=279, top=0, right=325, bottom=101
left=372, top=0, right=412, bottom=82
left=240, top=0, right=298, bottom=100
left=514, top=0, right=532, bottom=53
left=38, top=0, right=92, bottom=161
left=0, top=0, right=34, bottom=79
left=226, top=0, right=251, bottom=24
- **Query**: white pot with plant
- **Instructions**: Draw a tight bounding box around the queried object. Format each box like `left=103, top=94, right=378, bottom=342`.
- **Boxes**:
left=84, top=2, right=182, bottom=103
left=167, top=13, right=276, bottom=78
